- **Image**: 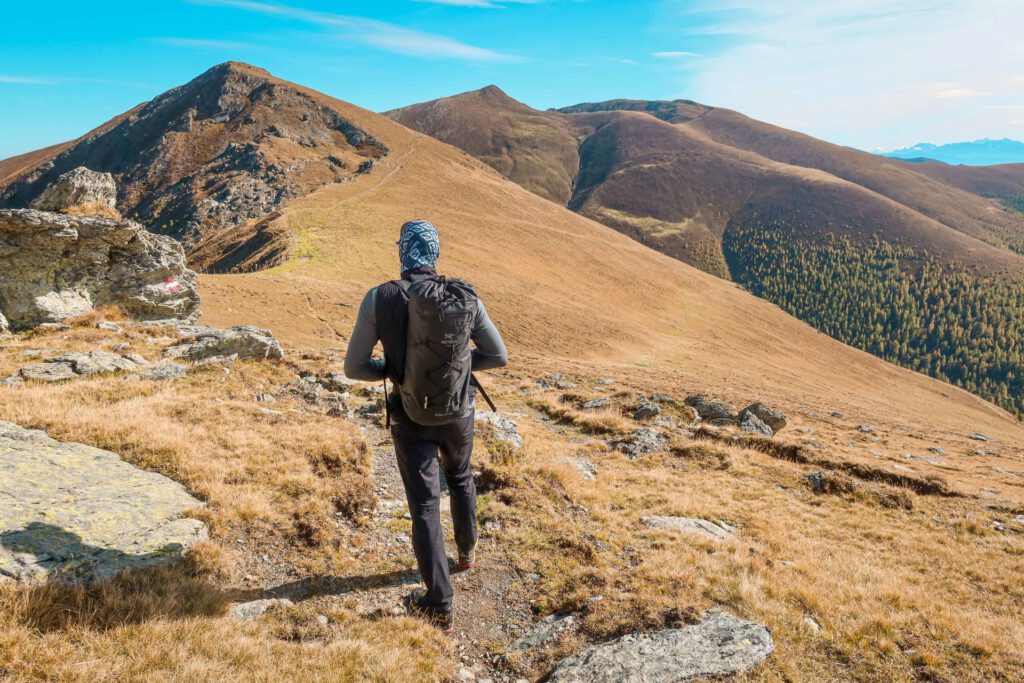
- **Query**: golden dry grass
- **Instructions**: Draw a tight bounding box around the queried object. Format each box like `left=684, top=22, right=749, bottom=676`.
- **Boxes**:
left=183, top=101, right=1024, bottom=679
left=477, top=387, right=1024, bottom=682
left=0, top=561, right=446, bottom=682
left=60, top=202, right=123, bottom=220
left=0, top=325, right=448, bottom=682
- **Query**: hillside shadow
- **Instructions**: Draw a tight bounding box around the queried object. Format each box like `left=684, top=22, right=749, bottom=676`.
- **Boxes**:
left=265, top=567, right=422, bottom=602
left=1, top=522, right=197, bottom=582
left=0, top=522, right=243, bottom=632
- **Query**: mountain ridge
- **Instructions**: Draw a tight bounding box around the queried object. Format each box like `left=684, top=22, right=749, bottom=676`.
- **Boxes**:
left=882, top=138, right=1024, bottom=165
left=387, top=87, right=1024, bottom=415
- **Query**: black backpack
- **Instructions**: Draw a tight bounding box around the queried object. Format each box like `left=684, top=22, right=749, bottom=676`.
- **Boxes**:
left=390, top=276, right=478, bottom=425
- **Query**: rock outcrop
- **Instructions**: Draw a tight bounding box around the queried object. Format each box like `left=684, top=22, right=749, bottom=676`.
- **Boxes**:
left=642, top=516, right=735, bottom=541
left=0, top=421, right=206, bottom=582
left=684, top=395, right=737, bottom=425
left=610, top=427, right=667, bottom=459
left=17, top=350, right=148, bottom=382
left=739, top=410, right=774, bottom=437
left=1, top=62, right=389, bottom=269
left=510, top=612, right=577, bottom=651
left=742, top=402, right=787, bottom=432
left=164, top=325, right=283, bottom=361
left=547, top=609, right=773, bottom=682
left=476, top=410, right=523, bottom=451
left=28, top=167, right=117, bottom=213
left=0, top=208, right=199, bottom=329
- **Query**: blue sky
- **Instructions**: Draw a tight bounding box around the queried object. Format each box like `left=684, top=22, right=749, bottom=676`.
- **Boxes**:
left=2, top=0, right=1022, bottom=159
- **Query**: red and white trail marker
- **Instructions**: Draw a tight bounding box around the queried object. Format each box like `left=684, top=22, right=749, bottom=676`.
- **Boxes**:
left=163, top=277, right=183, bottom=293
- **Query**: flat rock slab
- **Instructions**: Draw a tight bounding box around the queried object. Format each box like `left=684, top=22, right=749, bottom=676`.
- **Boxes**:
left=610, top=428, right=667, bottom=459
left=547, top=609, right=773, bottom=683
left=19, top=350, right=148, bottom=383
left=164, top=325, right=283, bottom=362
left=642, top=516, right=735, bottom=541
left=510, top=612, right=576, bottom=651
left=0, top=421, right=206, bottom=582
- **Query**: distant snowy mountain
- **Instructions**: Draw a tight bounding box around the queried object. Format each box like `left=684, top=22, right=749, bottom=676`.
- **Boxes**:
left=882, top=138, right=1024, bottom=165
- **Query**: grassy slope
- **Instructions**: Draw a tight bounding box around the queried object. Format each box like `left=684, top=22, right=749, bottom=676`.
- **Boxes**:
left=201, top=96, right=1021, bottom=443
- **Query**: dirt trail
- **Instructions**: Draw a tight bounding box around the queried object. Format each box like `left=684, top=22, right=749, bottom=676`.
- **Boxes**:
left=266, top=396, right=536, bottom=682
left=323, top=133, right=424, bottom=214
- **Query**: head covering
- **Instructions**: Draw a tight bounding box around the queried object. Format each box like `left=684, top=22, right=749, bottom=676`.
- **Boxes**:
left=397, top=219, right=440, bottom=273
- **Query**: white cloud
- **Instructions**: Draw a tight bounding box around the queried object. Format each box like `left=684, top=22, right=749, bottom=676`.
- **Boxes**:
left=670, top=0, right=1024, bottom=149
left=925, top=83, right=989, bottom=99
left=652, top=50, right=700, bottom=58
left=0, top=74, right=151, bottom=88
left=192, top=0, right=520, bottom=61
left=414, top=0, right=538, bottom=6
left=0, top=74, right=55, bottom=84
left=156, top=37, right=260, bottom=50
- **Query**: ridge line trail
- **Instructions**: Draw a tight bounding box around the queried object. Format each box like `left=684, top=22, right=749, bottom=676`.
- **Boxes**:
left=325, top=133, right=423, bottom=213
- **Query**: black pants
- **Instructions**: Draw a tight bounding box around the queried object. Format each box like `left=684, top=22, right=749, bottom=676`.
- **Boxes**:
left=391, top=410, right=477, bottom=611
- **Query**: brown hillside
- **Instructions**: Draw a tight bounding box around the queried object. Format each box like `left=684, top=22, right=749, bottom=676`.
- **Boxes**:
left=679, top=107, right=1024, bottom=252
left=907, top=160, right=1024, bottom=199
left=192, top=74, right=1021, bottom=445
left=0, top=63, right=387, bottom=258
left=389, top=89, right=1024, bottom=277
left=387, top=86, right=579, bottom=204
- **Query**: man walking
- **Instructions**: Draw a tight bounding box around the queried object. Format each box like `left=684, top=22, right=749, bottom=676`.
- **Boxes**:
left=344, top=219, right=508, bottom=631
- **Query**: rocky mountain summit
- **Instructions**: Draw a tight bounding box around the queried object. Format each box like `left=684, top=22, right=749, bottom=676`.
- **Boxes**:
left=0, top=62, right=389, bottom=270
left=0, top=167, right=199, bottom=331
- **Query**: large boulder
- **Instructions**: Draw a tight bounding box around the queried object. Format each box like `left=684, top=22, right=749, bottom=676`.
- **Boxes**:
left=684, top=395, right=737, bottom=424
left=739, top=410, right=774, bottom=437
left=29, top=167, right=117, bottom=214
left=610, top=427, right=667, bottom=459
left=547, top=609, right=773, bottom=683
left=0, top=208, right=199, bottom=329
left=164, top=325, right=283, bottom=361
left=741, top=402, right=787, bottom=432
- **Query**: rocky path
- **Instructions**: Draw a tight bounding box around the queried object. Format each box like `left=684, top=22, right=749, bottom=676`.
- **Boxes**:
left=341, top=409, right=536, bottom=682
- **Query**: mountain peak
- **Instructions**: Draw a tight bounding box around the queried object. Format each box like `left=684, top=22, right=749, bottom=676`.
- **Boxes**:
left=0, top=63, right=389, bottom=269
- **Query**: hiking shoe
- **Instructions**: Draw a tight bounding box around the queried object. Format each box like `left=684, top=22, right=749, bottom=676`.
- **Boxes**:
left=456, top=546, right=476, bottom=571
left=403, top=588, right=453, bottom=632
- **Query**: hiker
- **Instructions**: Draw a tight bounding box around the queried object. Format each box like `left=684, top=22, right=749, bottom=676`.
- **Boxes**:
left=343, top=219, right=508, bottom=631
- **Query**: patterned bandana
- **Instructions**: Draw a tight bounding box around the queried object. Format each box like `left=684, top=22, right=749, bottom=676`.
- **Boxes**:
left=397, top=219, right=440, bottom=273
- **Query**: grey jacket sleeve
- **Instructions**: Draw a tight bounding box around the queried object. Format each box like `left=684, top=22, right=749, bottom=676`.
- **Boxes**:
left=343, top=288, right=386, bottom=381
left=471, top=299, right=508, bottom=372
